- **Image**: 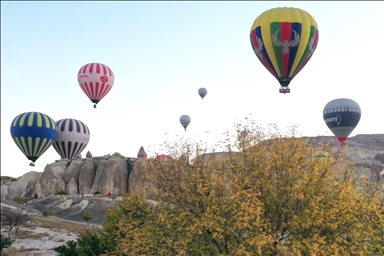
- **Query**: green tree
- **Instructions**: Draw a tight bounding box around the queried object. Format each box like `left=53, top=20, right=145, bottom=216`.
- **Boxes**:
left=0, top=234, right=14, bottom=256
left=100, top=118, right=384, bottom=255
left=82, top=210, right=94, bottom=226
left=76, top=230, right=106, bottom=256
left=54, top=240, right=78, bottom=256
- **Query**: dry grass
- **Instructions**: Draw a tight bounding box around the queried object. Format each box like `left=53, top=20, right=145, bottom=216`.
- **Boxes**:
left=13, top=229, right=44, bottom=240
left=1, top=213, right=102, bottom=255
left=25, top=215, right=102, bottom=235
left=2, top=246, right=44, bottom=256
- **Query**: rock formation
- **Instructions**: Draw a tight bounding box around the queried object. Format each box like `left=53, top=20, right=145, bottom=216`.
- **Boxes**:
left=35, top=165, right=66, bottom=198
left=67, top=177, right=79, bottom=195
left=78, top=158, right=95, bottom=194
left=129, top=147, right=154, bottom=196
left=90, top=153, right=129, bottom=195
left=0, top=171, right=40, bottom=200
left=1, top=134, right=383, bottom=200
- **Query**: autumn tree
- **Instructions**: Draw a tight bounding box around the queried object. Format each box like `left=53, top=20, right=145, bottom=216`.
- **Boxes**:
left=101, top=118, right=384, bottom=255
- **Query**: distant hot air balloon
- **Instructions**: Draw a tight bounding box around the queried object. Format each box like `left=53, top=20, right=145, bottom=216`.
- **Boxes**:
left=198, top=88, right=208, bottom=99
left=323, top=98, right=361, bottom=148
left=155, top=154, right=173, bottom=161
left=77, top=63, right=115, bottom=108
left=250, top=7, right=319, bottom=93
left=180, top=115, right=191, bottom=131
left=53, top=118, right=90, bottom=160
left=10, top=112, right=58, bottom=165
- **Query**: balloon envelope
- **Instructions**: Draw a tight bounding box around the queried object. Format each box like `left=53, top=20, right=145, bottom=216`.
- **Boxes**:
left=250, top=7, right=319, bottom=90
left=323, top=98, right=361, bottom=146
left=78, top=63, right=115, bottom=107
left=198, top=88, right=207, bottom=99
left=155, top=154, right=173, bottom=161
left=53, top=118, right=90, bottom=160
left=10, top=112, right=58, bottom=163
left=180, top=115, right=191, bottom=131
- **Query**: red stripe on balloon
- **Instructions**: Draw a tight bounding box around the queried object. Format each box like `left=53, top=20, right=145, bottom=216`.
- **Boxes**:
left=89, top=82, right=95, bottom=99
left=108, top=67, right=113, bottom=76
left=250, top=30, right=278, bottom=79
left=98, top=84, right=107, bottom=100
left=81, top=82, right=91, bottom=99
left=89, top=63, right=94, bottom=73
left=82, top=64, right=88, bottom=74
left=100, top=86, right=112, bottom=100
left=95, top=82, right=101, bottom=100
left=96, top=63, right=101, bottom=74
left=280, top=22, right=291, bottom=77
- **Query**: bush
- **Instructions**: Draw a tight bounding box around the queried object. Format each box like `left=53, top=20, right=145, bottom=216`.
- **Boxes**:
left=1, top=234, right=14, bottom=252
left=54, top=240, right=78, bottom=256
left=42, top=210, right=50, bottom=217
left=12, top=196, right=27, bottom=204
left=82, top=210, right=94, bottom=226
left=54, top=189, right=68, bottom=195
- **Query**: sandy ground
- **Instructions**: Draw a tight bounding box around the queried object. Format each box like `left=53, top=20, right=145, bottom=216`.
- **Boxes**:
left=2, top=225, right=80, bottom=256
left=1, top=200, right=102, bottom=256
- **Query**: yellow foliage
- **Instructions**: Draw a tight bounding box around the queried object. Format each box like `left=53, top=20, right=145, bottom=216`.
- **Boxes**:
left=101, top=117, right=384, bottom=255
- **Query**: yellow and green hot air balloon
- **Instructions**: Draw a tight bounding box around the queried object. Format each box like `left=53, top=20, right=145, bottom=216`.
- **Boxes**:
left=250, top=7, right=319, bottom=93
left=10, top=112, right=58, bottom=166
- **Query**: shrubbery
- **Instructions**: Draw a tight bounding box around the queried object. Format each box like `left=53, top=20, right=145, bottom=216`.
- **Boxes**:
left=12, top=196, right=27, bottom=204
left=53, top=118, right=384, bottom=255
left=54, top=189, right=68, bottom=195
left=1, top=234, right=14, bottom=255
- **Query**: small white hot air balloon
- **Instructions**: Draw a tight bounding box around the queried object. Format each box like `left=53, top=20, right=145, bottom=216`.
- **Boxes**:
left=180, top=115, right=191, bottom=131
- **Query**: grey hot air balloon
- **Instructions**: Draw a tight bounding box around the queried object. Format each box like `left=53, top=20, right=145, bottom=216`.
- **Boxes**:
left=198, top=87, right=207, bottom=99
left=180, top=115, right=191, bottom=131
left=323, top=98, right=361, bottom=148
left=53, top=118, right=90, bottom=160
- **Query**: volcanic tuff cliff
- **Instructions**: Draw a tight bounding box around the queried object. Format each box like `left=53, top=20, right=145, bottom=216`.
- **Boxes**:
left=1, top=134, right=384, bottom=201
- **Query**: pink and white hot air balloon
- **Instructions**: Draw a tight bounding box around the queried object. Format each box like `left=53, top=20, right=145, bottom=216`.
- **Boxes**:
left=77, top=63, right=115, bottom=108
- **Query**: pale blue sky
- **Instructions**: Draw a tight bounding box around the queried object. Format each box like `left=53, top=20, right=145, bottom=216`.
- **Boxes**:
left=2, top=1, right=384, bottom=177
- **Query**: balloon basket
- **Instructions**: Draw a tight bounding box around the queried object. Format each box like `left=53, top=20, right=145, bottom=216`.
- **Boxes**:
left=279, top=87, right=290, bottom=94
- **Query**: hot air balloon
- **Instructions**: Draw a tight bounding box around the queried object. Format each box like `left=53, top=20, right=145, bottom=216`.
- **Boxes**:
left=180, top=115, right=191, bottom=131
left=77, top=63, right=115, bottom=108
left=53, top=118, right=90, bottom=160
left=155, top=154, right=173, bottom=161
left=323, top=98, right=361, bottom=148
left=10, top=112, right=58, bottom=165
left=250, top=7, right=319, bottom=93
left=198, top=88, right=208, bottom=99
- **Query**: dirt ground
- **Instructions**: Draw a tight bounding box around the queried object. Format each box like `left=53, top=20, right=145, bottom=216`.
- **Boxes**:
left=1, top=198, right=105, bottom=256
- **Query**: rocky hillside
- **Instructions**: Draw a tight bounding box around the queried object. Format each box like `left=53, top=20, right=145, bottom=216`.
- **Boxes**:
left=1, top=135, right=383, bottom=204
left=1, top=134, right=383, bottom=239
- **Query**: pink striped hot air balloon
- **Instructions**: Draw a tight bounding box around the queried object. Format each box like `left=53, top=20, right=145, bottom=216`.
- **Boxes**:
left=77, top=63, right=115, bottom=108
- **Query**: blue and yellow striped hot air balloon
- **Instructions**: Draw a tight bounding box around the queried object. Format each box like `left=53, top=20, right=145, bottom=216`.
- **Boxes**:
left=250, top=7, right=319, bottom=93
left=10, top=112, right=58, bottom=165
